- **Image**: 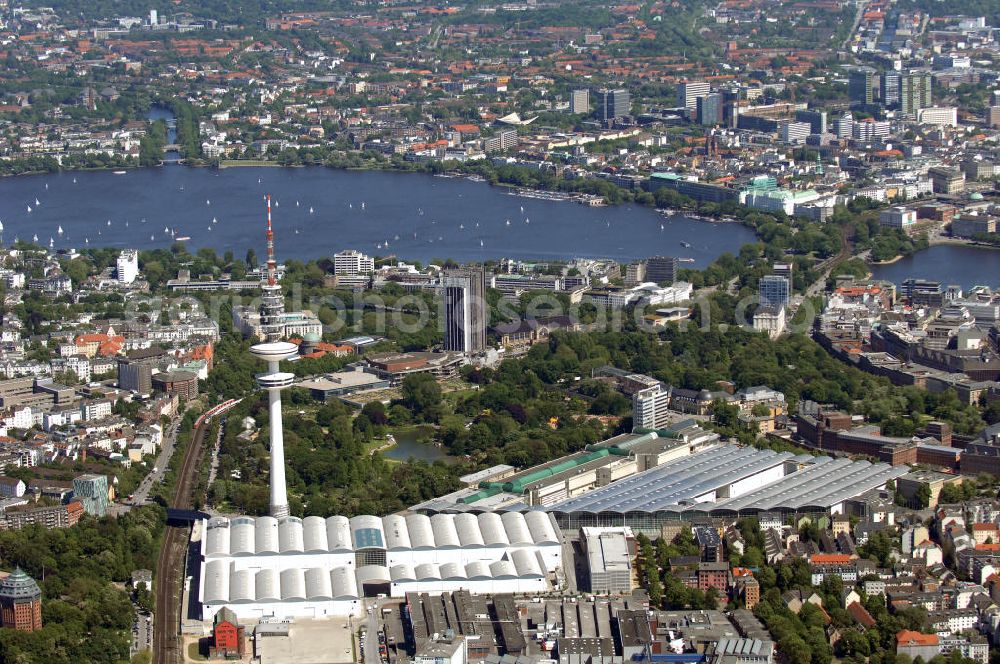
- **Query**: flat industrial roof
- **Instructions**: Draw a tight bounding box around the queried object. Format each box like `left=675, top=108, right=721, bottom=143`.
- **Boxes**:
left=546, top=446, right=908, bottom=515
left=548, top=446, right=793, bottom=514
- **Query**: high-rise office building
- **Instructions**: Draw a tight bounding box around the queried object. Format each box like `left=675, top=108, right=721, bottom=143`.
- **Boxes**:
left=677, top=81, right=711, bottom=112
left=849, top=69, right=877, bottom=107
left=759, top=275, right=790, bottom=309
left=645, top=256, right=677, bottom=285
left=442, top=268, right=487, bottom=353
left=834, top=113, right=854, bottom=139
left=570, top=89, right=590, bottom=115
left=596, top=88, right=630, bottom=123
left=794, top=109, right=827, bottom=135
left=779, top=120, right=811, bottom=144
left=900, top=71, right=932, bottom=116
left=696, top=93, right=722, bottom=126
left=72, top=474, right=110, bottom=517
left=881, top=71, right=901, bottom=109
left=249, top=341, right=298, bottom=518
left=117, top=351, right=158, bottom=394
left=721, top=88, right=742, bottom=128
left=633, top=384, right=673, bottom=431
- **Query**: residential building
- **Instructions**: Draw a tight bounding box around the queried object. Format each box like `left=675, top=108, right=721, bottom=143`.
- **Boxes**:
left=917, top=107, right=958, bottom=127
left=881, top=71, right=901, bottom=109
left=633, top=384, right=672, bottom=431
left=333, top=250, right=375, bottom=275
left=900, top=71, right=933, bottom=116
left=115, top=249, right=139, bottom=284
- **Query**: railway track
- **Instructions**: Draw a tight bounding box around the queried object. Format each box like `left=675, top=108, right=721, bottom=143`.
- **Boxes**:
left=152, top=417, right=208, bottom=664
left=153, top=400, right=238, bottom=664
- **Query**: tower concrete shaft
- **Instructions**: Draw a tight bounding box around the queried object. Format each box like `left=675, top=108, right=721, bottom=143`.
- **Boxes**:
left=249, top=341, right=298, bottom=519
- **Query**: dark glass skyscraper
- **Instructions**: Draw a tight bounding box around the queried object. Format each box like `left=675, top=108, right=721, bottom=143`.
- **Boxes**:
left=442, top=268, right=487, bottom=353
left=596, top=88, right=630, bottom=123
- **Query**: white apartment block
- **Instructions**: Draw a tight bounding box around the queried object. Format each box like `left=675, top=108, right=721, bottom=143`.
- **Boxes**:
left=333, top=250, right=375, bottom=275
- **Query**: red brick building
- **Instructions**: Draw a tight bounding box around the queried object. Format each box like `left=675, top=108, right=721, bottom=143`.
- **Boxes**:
left=0, top=568, right=42, bottom=632
left=209, top=607, right=245, bottom=659
left=697, top=562, right=730, bottom=594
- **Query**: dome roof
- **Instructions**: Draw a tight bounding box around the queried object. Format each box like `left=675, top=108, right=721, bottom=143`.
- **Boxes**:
left=303, top=332, right=321, bottom=343
left=0, top=568, right=40, bottom=601
left=970, top=192, right=984, bottom=200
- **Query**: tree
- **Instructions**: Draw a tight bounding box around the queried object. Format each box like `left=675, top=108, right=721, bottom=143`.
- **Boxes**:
left=915, top=483, right=932, bottom=508
left=400, top=374, right=444, bottom=422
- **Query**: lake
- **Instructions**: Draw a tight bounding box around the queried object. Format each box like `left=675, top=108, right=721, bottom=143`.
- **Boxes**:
left=382, top=427, right=453, bottom=463
left=0, top=165, right=756, bottom=264
left=869, top=244, right=1000, bottom=290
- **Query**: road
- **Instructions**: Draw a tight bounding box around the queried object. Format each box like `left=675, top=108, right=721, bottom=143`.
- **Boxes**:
left=107, top=419, right=181, bottom=518
left=152, top=412, right=216, bottom=664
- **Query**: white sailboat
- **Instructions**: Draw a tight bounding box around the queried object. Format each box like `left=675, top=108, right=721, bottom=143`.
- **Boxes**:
left=85, top=238, right=89, bottom=244
left=361, top=202, right=366, bottom=210
left=525, top=218, right=530, bottom=224
left=44, top=183, right=48, bottom=190
left=150, top=234, right=154, bottom=241
left=72, top=177, right=77, bottom=183
left=125, top=221, right=129, bottom=228
left=349, top=203, right=353, bottom=209
left=32, top=234, right=38, bottom=242
left=459, top=224, right=464, bottom=230
left=274, top=200, right=279, bottom=207
left=206, top=199, right=210, bottom=206
left=107, top=220, right=112, bottom=226
left=35, top=198, right=40, bottom=206
left=505, top=219, right=510, bottom=226
left=26, top=206, right=31, bottom=213
left=296, top=201, right=300, bottom=207
left=164, top=226, right=169, bottom=233
left=57, top=225, right=63, bottom=235
left=212, top=217, right=217, bottom=224
left=480, top=240, right=484, bottom=247
left=309, top=207, right=314, bottom=214
left=520, top=205, right=524, bottom=213
left=49, top=237, right=54, bottom=247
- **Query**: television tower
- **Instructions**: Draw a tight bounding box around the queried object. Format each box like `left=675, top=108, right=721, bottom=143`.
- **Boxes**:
left=249, top=340, right=297, bottom=518
left=259, top=195, right=285, bottom=342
